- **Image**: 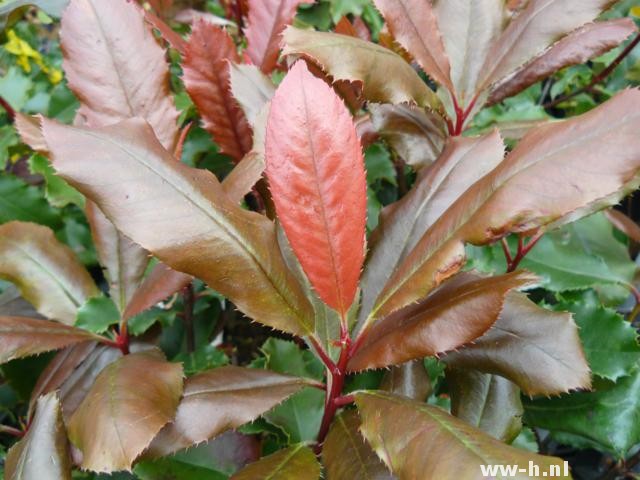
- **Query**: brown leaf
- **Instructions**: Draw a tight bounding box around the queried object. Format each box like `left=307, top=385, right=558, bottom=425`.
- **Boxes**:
left=68, top=350, right=183, bottom=472
left=14, top=113, right=47, bottom=152
left=489, top=19, right=637, bottom=105
left=349, top=271, right=536, bottom=372
left=433, top=0, right=504, bottom=106
left=221, top=150, right=266, bottom=205
left=86, top=201, right=149, bottom=314
left=61, top=0, right=179, bottom=151
left=282, top=27, right=440, bottom=108
left=380, top=360, right=431, bottom=401
left=373, top=0, right=453, bottom=92
left=323, top=411, right=396, bottom=480
left=604, top=208, right=640, bottom=244
left=370, top=89, right=640, bottom=321
left=0, top=222, right=98, bottom=324
left=0, top=316, right=100, bottom=365
left=443, top=292, right=591, bottom=396
left=143, top=8, right=187, bottom=54
left=266, top=61, right=367, bottom=315
left=243, top=0, right=313, bottom=73
left=5, top=393, right=72, bottom=480
left=0, top=285, right=43, bottom=318
left=146, top=366, right=312, bottom=457
left=358, top=132, right=504, bottom=325
left=231, top=444, right=320, bottom=480
left=229, top=63, right=275, bottom=127
left=479, top=0, right=619, bottom=90
left=43, top=117, right=314, bottom=336
left=369, top=103, right=447, bottom=170
left=448, top=369, right=523, bottom=443
left=183, top=20, right=253, bottom=162
left=355, top=391, right=570, bottom=479
left=122, top=263, right=192, bottom=321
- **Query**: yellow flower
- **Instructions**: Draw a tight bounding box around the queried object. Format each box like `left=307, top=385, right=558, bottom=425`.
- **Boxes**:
left=4, top=30, right=62, bottom=84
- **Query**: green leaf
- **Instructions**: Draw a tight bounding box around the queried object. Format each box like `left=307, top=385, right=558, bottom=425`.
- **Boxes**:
left=261, top=339, right=325, bottom=443
left=174, top=344, right=229, bottom=376
left=230, top=444, right=321, bottom=480
left=0, top=125, right=19, bottom=169
left=0, top=175, right=60, bottom=228
left=134, top=458, right=226, bottom=480
left=365, top=143, right=396, bottom=186
left=552, top=291, right=640, bottom=381
left=28, top=154, right=84, bottom=208
left=68, top=350, right=184, bottom=473
left=5, top=392, right=72, bottom=480
left=355, top=390, right=570, bottom=479
left=74, top=296, right=120, bottom=334
left=524, top=371, right=640, bottom=458
left=0, top=68, right=33, bottom=111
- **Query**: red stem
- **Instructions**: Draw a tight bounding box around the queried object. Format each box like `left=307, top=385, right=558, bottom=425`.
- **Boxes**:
left=0, top=425, right=24, bottom=437
left=505, top=232, right=544, bottom=272
left=0, top=96, right=15, bottom=121
left=334, top=394, right=355, bottom=407
left=449, top=94, right=479, bottom=136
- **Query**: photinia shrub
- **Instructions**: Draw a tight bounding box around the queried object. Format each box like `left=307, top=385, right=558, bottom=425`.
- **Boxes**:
left=2, top=0, right=640, bottom=478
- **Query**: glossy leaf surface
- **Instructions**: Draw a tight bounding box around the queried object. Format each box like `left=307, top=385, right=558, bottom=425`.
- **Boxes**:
left=282, top=27, right=440, bottom=107
left=229, top=63, right=275, bottom=127
left=61, top=0, right=179, bottom=151
left=0, top=316, right=99, bottom=364
left=266, top=61, right=366, bottom=315
left=5, top=392, right=72, bottom=480
left=244, top=0, right=312, bottom=73
left=323, top=411, right=395, bottom=480
left=68, top=350, right=183, bottom=472
left=444, top=292, right=590, bottom=396
left=371, top=89, right=640, bottom=320
left=380, top=360, right=431, bottom=401
left=230, top=444, right=320, bottom=480
left=0, top=221, right=98, bottom=324
left=355, top=391, right=570, bottom=479
left=489, top=19, right=637, bottom=105
left=359, top=132, right=504, bottom=325
left=349, top=271, right=535, bottom=372
left=372, top=0, right=452, bottom=91
left=449, top=369, right=523, bottom=443
left=183, top=20, right=252, bottom=161
left=147, top=366, right=312, bottom=457
left=43, top=117, right=314, bottom=336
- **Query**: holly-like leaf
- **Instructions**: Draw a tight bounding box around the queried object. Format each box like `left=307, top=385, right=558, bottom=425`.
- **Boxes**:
left=61, top=0, right=179, bottom=151
left=349, top=271, right=535, bottom=372
left=85, top=201, right=149, bottom=314
left=183, top=20, right=252, bottom=162
left=323, top=410, right=396, bottom=480
left=368, top=103, right=447, bottom=170
left=0, top=175, right=60, bottom=228
left=266, top=61, right=366, bottom=316
left=0, top=222, right=98, bottom=325
left=359, top=132, right=504, bottom=326
left=369, top=89, right=640, bottom=321
left=0, top=316, right=99, bottom=365
left=146, top=366, right=314, bottom=457
left=122, top=263, right=192, bottom=321
left=380, top=360, right=431, bottom=401
left=448, top=369, right=523, bottom=443
left=479, top=0, right=619, bottom=90
left=68, top=349, right=183, bottom=472
left=433, top=0, right=503, bottom=107
left=444, top=292, right=590, bottom=396
left=43, top=117, right=314, bottom=336
left=5, top=392, right=72, bottom=480
left=489, top=19, right=638, bottom=105
left=553, top=291, right=640, bottom=381
left=372, top=0, right=452, bottom=92
left=355, top=391, right=569, bottom=479
left=244, top=0, right=313, bottom=73
left=524, top=372, right=640, bottom=457
left=230, top=444, right=320, bottom=480
left=282, top=27, right=440, bottom=107
left=74, top=296, right=120, bottom=334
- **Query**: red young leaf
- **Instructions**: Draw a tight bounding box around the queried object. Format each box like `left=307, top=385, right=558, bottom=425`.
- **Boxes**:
left=266, top=61, right=367, bottom=316
left=244, top=0, right=313, bottom=73
left=183, top=20, right=253, bottom=162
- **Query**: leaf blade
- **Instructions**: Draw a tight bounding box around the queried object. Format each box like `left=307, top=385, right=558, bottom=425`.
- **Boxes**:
left=230, top=444, right=321, bottom=480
